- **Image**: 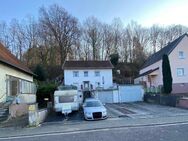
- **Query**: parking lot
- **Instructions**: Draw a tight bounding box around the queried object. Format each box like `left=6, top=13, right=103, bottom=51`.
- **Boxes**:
left=44, top=102, right=188, bottom=124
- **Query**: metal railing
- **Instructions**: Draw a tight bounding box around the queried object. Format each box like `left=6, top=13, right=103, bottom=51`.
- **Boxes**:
left=145, top=86, right=162, bottom=94
left=0, top=93, right=6, bottom=101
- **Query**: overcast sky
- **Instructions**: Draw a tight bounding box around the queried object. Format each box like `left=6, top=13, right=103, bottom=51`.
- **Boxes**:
left=0, top=0, right=188, bottom=27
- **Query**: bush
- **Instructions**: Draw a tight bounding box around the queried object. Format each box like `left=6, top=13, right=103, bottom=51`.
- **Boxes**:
left=36, top=83, right=58, bottom=108
left=37, top=83, right=58, bottom=95
left=33, top=64, right=47, bottom=81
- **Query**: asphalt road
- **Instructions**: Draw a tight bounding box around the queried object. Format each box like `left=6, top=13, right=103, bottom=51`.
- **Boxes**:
left=1, top=122, right=188, bottom=141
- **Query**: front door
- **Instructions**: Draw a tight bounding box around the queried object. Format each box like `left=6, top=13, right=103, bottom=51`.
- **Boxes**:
left=10, top=79, right=19, bottom=96
left=83, top=81, right=89, bottom=90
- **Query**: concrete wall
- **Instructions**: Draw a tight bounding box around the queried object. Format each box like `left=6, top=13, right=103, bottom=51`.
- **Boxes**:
left=18, top=94, right=36, bottom=104
left=0, top=63, right=34, bottom=103
left=64, top=69, right=113, bottom=90
left=178, top=97, right=188, bottom=109
left=38, top=109, right=48, bottom=124
left=9, top=104, right=48, bottom=124
left=9, top=103, right=28, bottom=118
left=28, top=104, right=48, bottom=126
left=171, top=83, right=188, bottom=94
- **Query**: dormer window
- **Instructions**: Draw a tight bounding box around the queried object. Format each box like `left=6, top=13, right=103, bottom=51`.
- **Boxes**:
left=179, top=51, right=185, bottom=59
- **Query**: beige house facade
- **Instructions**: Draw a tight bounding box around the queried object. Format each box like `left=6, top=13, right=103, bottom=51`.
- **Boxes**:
left=135, top=33, right=188, bottom=94
left=0, top=43, right=36, bottom=103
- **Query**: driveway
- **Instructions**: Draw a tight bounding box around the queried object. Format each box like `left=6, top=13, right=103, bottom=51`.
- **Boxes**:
left=106, top=102, right=188, bottom=119
left=45, top=110, right=84, bottom=124
left=45, top=105, right=122, bottom=124
left=44, top=102, right=188, bottom=124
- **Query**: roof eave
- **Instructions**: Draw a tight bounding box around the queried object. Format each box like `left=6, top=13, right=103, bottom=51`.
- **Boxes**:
left=0, top=60, right=34, bottom=76
left=63, top=67, right=114, bottom=70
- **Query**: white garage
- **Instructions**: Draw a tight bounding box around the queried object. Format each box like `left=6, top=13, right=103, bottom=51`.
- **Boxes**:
left=119, top=85, right=144, bottom=102
left=95, top=89, right=119, bottom=103
left=95, top=85, right=144, bottom=103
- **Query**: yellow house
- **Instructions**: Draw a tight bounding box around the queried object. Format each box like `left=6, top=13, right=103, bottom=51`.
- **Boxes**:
left=0, top=43, right=36, bottom=104
left=135, top=33, right=188, bottom=94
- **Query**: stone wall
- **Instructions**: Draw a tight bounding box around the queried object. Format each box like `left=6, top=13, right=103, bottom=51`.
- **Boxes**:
left=9, top=104, right=28, bottom=118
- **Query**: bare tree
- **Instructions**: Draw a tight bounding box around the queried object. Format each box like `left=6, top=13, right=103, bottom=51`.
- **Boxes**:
left=121, top=29, right=129, bottom=62
left=111, top=18, right=123, bottom=54
left=149, top=25, right=160, bottom=53
left=82, top=17, right=102, bottom=60
left=125, top=21, right=149, bottom=63
left=23, top=16, right=40, bottom=65
left=39, top=4, right=80, bottom=65
left=101, top=24, right=114, bottom=60
left=0, top=22, right=10, bottom=48
left=9, top=19, right=26, bottom=60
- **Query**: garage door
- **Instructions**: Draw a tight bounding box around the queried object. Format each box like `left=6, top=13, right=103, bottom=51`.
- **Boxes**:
left=119, top=85, right=144, bottom=102
left=97, top=91, right=113, bottom=103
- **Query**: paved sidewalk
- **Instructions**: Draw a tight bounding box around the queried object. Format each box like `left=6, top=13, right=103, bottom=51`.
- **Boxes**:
left=1, top=115, right=188, bottom=139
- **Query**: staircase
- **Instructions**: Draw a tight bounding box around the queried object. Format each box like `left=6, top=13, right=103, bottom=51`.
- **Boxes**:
left=0, top=104, right=9, bottom=123
left=0, top=96, right=15, bottom=123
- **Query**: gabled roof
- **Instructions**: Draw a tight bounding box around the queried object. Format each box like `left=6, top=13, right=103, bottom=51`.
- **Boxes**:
left=0, top=43, right=33, bottom=75
left=62, top=60, right=114, bottom=70
left=141, top=33, right=188, bottom=69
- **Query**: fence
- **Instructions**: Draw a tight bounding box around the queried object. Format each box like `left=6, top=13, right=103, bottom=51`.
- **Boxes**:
left=145, top=86, right=162, bottom=94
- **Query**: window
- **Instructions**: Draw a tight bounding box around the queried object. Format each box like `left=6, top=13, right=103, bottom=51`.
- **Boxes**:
left=177, top=68, right=185, bottom=76
left=20, top=80, right=36, bottom=94
left=6, top=75, right=36, bottom=95
left=73, top=71, right=79, bottom=77
left=179, top=51, right=185, bottom=59
left=84, top=71, right=88, bottom=77
left=95, top=71, right=100, bottom=77
left=59, top=95, right=74, bottom=103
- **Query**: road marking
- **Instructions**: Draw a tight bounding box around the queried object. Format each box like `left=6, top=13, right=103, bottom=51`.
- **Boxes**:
left=1, top=122, right=188, bottom=140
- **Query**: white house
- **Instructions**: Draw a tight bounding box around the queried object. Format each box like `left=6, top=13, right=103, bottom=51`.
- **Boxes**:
left=62, top=60, right=114, bottom=90
left=135, top=33, right=188, bottom=94
left=0, top=43, right=36, bottom=104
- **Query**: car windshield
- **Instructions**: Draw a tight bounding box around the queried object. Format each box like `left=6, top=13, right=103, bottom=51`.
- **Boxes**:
left=85, top=101, right=102, bottom=107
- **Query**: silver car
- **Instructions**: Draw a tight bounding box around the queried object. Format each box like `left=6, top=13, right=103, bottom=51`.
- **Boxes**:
left=83, top=98, right=107, bottom=120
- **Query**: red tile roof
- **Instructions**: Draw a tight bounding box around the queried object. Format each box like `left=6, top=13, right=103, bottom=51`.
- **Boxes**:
left=63, top=60, right=114, bottom=70
left=0, top=43, right=33, bottom=75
